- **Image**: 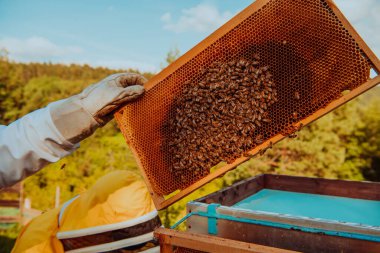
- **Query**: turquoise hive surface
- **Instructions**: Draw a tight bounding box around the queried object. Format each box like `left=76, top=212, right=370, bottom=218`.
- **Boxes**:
left=233, top=189, right=380, bottom=226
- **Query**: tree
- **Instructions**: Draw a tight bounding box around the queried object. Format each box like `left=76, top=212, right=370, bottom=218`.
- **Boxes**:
left=161, top=47, right=181, bottom=68
left=0, top=48, right=8, bottom=61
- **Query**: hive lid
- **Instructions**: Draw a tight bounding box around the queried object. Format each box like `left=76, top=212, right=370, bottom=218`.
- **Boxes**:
left=115, top=0, right=380, bottom=210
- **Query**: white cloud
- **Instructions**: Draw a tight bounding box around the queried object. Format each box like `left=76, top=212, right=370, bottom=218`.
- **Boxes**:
left=335, top=0, right=374, bottom=23
left=0, top=36, right=158, bottom=72
left=0, top=36, right=83, bottom=61
left=161, top=3, right=233, bottom=33
left=161, top=13, right=172, bottom=23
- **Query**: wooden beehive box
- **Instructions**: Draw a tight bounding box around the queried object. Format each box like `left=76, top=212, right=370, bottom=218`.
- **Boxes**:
left=166, top=174, right=380, bottom=253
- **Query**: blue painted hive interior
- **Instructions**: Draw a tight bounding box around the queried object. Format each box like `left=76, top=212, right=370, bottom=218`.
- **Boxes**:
left=233, top=189, right=380, bottom=227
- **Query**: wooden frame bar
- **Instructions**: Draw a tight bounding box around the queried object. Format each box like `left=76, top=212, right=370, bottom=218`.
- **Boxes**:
left=196, top=174, right=380, bottom=205
left=0, top=182, right=23, bottom=224
left=154, top=227, right=299, bottom=253
left=264, top=174, right=380, bottom=200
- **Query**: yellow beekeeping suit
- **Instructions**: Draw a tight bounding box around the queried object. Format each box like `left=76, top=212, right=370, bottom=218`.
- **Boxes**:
left=12, top=171, right=156, bottom=253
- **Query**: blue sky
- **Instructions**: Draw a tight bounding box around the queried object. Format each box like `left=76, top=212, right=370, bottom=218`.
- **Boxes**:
left=0, top=0, right=379, bottom=73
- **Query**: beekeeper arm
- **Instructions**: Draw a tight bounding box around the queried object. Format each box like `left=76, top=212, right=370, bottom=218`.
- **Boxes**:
left=0, top=73, right=146, bottom=188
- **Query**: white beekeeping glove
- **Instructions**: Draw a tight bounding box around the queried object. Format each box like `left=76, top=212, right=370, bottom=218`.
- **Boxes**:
left=49, top=73, right=145, bottom=143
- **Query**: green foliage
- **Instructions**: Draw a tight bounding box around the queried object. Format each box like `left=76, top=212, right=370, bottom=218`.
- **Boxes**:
left=0, top=224, right=20, bottom=253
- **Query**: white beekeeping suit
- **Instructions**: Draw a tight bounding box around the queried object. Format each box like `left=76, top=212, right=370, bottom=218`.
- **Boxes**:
left=0, top=73, right=145, bottom=188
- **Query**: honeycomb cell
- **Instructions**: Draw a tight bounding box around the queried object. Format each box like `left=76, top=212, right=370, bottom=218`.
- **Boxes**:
left=115, top=0, right=373, bottom=196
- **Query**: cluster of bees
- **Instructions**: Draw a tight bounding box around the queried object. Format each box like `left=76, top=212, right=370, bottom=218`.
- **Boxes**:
left=164, top=55, right=278, bottom=183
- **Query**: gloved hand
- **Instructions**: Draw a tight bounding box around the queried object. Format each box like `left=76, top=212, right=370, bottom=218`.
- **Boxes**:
left=49, top=73, right=146, bottom=144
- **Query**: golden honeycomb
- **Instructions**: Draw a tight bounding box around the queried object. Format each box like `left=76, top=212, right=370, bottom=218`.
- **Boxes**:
left=115, top=0, right=374, bottom=197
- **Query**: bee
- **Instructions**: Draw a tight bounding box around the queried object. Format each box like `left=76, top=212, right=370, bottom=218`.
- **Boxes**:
left=263, top=118, right=272, bottom=123
left=255, top=134, right=263, bottom=144
left=294, top=91, right=300, bottom=100
left=298, top=123, right=304, bottom=132
left=255, top=120, right=262, bottom=127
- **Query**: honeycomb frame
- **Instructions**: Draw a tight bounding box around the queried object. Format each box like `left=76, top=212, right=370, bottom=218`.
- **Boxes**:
left=115, top=0, right=380, bottom=210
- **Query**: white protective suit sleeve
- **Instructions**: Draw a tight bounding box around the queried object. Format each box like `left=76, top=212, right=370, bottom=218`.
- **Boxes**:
left=0, top=106, right=78, bottom=188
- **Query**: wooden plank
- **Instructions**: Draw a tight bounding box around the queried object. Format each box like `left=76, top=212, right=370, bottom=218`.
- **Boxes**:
left=326, top=0, right=380, bottom=73
left=0, top=183, right=22, bottom=193
left=195, top=174, right=265, bottom=206
left=154, top=228, right=299, bottom=253
left=0, top=199, right=20, bottom=208
left=193, top=173, right=380, bottom=205
left=0, top=216, right=20, bottom=223
left=264, top=174, right=380, bottom=200
left=160, top=243, right=174, bottom=253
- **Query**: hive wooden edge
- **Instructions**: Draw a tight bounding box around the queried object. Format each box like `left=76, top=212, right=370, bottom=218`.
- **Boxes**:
left=194, top=174, right=380, bottom=205
left=154, top=227, right=300, bottom=253
left=155, top=75, right=380, bottom=210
